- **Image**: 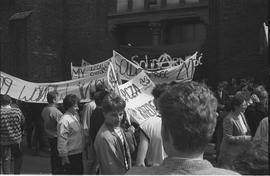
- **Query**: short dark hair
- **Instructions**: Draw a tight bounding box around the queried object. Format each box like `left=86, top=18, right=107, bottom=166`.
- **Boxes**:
left=102, top=92, right=126, bottom=113
left=0, top=94, right=12, bottom=106
left=63, top=94, right=80, bottom=111
left=94, top=90, right=109, bottom=106
left=230, top=93, right=246, bottom=111
left=47, top=91, right=58, bottom=104
left=158, top=81, right=217, bottom=154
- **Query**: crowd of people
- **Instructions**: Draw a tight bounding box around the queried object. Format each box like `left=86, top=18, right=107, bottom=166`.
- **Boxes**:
left=0, top=76, right=268, bottom=175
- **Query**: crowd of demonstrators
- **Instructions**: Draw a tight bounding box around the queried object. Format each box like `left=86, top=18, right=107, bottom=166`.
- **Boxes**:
left=0, top=76, right=268, bottom=175
left=0, top=95, right=24, bottom=174
left=127, top=81, right=238, bottom=175
left=204, top=77, right=269, bottom=174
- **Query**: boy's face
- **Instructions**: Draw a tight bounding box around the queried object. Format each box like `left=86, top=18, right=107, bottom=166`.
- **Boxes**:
left=104, top=110, right=124, bottom=128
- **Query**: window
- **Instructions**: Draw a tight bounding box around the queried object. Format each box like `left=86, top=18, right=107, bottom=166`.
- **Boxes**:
left=117, top=0, right=129, bottom=12
left=116, top=25, right=152, bottom=46
left=166, top=22, right=205, bottom=44
left=132, top=0, right=145, bottom=10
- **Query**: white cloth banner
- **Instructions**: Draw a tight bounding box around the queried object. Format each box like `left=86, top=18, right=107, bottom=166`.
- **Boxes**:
left=0, top=71, right=107, bottom=103
left=71, top=58, right=111, bottom=79
left=112, top=51, right=201, bottom=84
left=118, top=71, right=158, bottom=125
left=71, top=51, right=201, bottom=84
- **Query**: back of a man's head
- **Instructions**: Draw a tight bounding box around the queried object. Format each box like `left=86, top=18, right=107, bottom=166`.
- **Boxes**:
left=0, top=94, right=12, bottom=106
left=158, top=81, right=217, bottom=154
left=47, top=91, right=58, bottom=104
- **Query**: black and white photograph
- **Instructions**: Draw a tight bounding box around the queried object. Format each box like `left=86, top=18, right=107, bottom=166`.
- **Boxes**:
left=0, top=0, right=268, bottom=175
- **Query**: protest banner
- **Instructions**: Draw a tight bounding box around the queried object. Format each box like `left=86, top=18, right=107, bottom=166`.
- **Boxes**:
left=112, top=50, right=202, bottom=84
left=71, top=58, right=111, bottom=79
left=118, top=71, right=158, bottom=125
left=112, top=50, right=143, bottom=81
left=71, top=50, right=201, bottom=84
left=107, top=62, right=120, bottom=94
left=131, top=53, right=192, bottom=71
left=0, top=71, right=108, bottom=103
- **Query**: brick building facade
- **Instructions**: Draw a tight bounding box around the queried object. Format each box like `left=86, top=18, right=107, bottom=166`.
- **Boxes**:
left=0, top=0, right=268, bottom=85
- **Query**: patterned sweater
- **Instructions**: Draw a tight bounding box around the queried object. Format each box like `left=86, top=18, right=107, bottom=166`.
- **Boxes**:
left=0, top=107, right=24, bottom=145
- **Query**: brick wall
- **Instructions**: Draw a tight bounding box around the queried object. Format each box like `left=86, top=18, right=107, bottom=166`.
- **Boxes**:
left=1, top=0, right=267, bottom=84
left=207, top=0, right=268, bottom=84
left=62, top=0, right=116, bottom=80
left=27, top=0, right=64, bottom=82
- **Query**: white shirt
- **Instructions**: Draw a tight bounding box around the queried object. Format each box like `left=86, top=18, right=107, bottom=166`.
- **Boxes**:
left=140, top=116, right=167, bottom=166
left=238, top=114, right=247, bottom=134
left=57, top=112, right=84, bottom=157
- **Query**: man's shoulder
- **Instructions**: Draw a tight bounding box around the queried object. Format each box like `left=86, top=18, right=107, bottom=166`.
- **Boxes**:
left=205, top=167, right=240, bottom=175
left=126, top=166, right=160, bottom=175
left=95, top=125, right=115, bottom=143
left=126, top=165, right=240, bottom=175
left=1, top=107, right=22, bottom=115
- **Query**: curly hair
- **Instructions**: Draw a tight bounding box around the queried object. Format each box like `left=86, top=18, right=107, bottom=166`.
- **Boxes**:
left=102, top=92, right=126, bottom=113
left=63, top=94, right=80, bottom=111
left=158, top=81, right=218, bottom=153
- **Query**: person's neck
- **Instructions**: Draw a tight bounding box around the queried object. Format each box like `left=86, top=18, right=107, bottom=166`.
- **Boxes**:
left=48, top=103, right=57, bottom=107
left=169, top=151, right=204, bottom=161
left=105, top=122, right=119, bottom=130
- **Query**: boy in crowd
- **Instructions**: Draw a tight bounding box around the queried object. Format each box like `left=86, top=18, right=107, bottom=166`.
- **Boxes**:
left=94, top=93, right=132, bottom=174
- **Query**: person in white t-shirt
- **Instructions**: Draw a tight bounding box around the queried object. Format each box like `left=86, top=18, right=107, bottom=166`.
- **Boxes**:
left=135, top=84, right=168, bottom=167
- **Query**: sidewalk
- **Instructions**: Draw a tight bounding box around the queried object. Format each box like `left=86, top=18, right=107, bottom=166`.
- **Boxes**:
left=20, top=136, right=51, bottom=174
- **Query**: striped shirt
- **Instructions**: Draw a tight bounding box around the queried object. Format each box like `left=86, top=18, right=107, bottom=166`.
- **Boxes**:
left=0, top=107, right=24, bottom=145
left=114, top=127, right=128, bottom=169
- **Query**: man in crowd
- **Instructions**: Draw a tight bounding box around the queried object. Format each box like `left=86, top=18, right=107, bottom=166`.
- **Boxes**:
left=94, top=92, right=131, bottom=174
left=0, top=94, right=24, bottom=174
left=127, top=81, right=239, bottom=175
left=41, top=91, right=63, bottom=174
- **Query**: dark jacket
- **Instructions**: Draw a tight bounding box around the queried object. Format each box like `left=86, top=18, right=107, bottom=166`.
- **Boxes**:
left=245, top=103, right=267, bottom=137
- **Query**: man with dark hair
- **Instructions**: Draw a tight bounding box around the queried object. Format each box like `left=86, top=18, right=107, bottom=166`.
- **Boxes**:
left=0, top=94, right=24, bottom=174
left=41, top=91, right=63, bottom=174
left=94, top=92, right=132, bottom=174
left=127, top=81, right=239, bottom=175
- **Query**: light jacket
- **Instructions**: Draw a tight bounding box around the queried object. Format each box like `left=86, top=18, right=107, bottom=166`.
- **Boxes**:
left=218, top=112, right=251, bottom=169
left=57, top=112, right=84, bottom=157
left=94, top=123, right=132, bottom=174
